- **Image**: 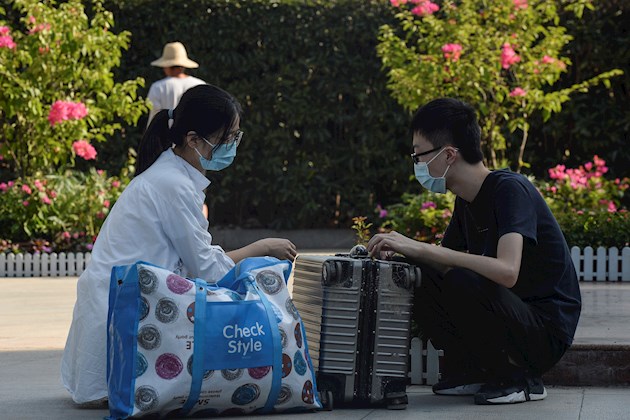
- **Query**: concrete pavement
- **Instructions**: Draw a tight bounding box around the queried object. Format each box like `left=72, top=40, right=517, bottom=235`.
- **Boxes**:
left=2, top=274, right=630, bottom=419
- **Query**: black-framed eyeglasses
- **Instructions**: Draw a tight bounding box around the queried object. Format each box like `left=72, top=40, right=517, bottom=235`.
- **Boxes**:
left=411, top=146, right=442, bottom=164
left=201, top=130, right=244, bottom=150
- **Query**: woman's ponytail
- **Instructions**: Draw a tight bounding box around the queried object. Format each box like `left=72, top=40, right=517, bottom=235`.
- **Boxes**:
left=136, top=109, right=173, bottom=176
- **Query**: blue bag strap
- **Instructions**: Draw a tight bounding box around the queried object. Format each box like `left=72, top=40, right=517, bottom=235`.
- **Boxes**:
left=250, top=276, right=283, bottom=413
left=180, top=278, right=208, bottom=415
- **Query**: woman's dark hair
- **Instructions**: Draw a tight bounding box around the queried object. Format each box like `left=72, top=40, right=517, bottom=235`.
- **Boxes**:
left=410, top=97, right=483, bottom=164
left=136, top=84, right=243, bottom=175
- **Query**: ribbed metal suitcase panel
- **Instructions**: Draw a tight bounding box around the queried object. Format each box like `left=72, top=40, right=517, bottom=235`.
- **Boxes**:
left=373, top=264, right=414, bottom=378
left=293, top=256, right=361, bottom=377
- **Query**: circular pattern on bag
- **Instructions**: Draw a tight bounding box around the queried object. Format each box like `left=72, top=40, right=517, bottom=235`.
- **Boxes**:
left=138, top=268, right=158, bottom=294
left=135, top=385, right=159, bottom=412
left=139, top=296, right=150, bottom=321
left=248, top=365, right=271, bottom=380
left=155, top=298, right=179, bottom=323
left=255, top=270, right=283, bottom=295
left=186, top=355, right=214, bottom=380
left=281, top=353, right=292, bottom=378
left=186, top=302, right=195, bottom=323
left=275, top=384, right=292, bottom=406
left=137, top=325, right=161, bottom=350
left=294, top=323, right=303, bottom=348
left=221, top=368, right=243, bottom=381
left=135, top=352, right=148, bottom=378
left=285, top=298, right=299, bottom=321
left=294, top=350, right=307, bottom=376
left=302, top=380, right=314, bottom=404
left=166, top=274, right=193, bottom=294
left=279, top=328, right=288, bottom=349
left=231, top=383, right=261, bottom=405
left=155, top=353, right=183, bottom=379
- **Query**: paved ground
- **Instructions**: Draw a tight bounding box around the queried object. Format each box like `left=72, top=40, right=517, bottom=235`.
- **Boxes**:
left=1, top=268, right=630, bottom=419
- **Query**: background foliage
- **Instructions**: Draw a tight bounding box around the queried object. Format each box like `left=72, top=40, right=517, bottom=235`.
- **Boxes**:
left=1, top=0, right=628, bottom=252
left=101, top=0, right=628, bottom=230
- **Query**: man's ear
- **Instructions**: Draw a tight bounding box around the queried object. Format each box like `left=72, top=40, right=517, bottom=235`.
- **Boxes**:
left=446, top=147, right=459, bottom=163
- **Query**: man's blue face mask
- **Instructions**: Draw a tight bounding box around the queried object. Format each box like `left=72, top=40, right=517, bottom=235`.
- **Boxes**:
left=412, top=147, right=456, bottom=194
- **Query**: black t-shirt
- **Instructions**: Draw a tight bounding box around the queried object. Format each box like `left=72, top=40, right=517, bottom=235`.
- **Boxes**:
left=442, top=169, right=581, bottom=345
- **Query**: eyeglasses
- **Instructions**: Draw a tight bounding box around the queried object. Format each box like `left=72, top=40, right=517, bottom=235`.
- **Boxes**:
left=201, top=130, right=243, bottom=150
left=410, top=146, right=442, bottom=164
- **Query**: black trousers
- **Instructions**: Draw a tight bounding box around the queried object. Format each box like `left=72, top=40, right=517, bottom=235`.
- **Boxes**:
left=413, top=265, right=569, bottom=379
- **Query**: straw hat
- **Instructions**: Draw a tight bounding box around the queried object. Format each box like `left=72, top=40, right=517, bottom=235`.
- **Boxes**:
left=150, top=42, right=199, bottom=68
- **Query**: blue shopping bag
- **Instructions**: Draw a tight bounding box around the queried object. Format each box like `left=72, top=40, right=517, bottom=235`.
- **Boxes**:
left=107, top=257, right=321, bottom=419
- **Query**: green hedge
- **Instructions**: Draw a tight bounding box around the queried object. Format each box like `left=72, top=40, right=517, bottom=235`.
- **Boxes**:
left=99, top=0, right=628, bottom=229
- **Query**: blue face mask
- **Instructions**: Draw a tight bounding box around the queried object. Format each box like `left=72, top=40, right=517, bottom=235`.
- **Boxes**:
left=194, top=136, right=239, bottom=171
left=414, top=147, right=452, bottom=194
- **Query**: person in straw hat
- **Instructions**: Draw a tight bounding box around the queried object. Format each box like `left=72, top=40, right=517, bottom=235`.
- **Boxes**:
left=147, top=41, right=206, bottom=125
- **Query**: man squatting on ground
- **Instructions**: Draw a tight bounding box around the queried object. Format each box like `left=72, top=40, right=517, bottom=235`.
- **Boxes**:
left=367, top=98, right=581, bottom=405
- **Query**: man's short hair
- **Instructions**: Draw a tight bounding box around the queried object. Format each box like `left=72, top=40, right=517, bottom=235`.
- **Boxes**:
left=411, top=98, right=483, bottom=164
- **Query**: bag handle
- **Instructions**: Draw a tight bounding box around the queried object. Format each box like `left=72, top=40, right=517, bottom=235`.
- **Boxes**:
left=180, top=278, right=209, bottom=415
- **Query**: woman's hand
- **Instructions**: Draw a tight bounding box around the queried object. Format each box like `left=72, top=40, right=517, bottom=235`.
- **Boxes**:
left=257, top=238, right=298, bottom=261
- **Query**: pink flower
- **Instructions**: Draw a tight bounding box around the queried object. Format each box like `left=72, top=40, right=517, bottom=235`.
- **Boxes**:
left=96, top=211, right=105, bottom=219
left=48, top=100, right=89, bottom=126
left=86, top=244, right=94, bottom=251
left=411, top=0, right=439, bottom=16
left=111, top=180, right=121, bottom=188
left=501, top=43, right=521, bottom=69
left=29, top=23, right=51, bottom=34
left=103, top=200, right=110, bottom=208
left=510, top=87, right=527, bottom=97
left=390, top=0, right=408, bottom=6
left=584, top=162, right=593, bottom=171
left=0, top=34, right=17, bottom=49
left=0, top=26, right=10, bottom=35
left=62, top=231, right=71, bottom=239
left=72, top=140, right=97, bottom=160
left=607, top=201, right=618, bottom=213
left=514, top=0, right=528, bottom=9
left=0, top=182, right=7, bottom=192
left=22, top=200, right=29, bottom=206
left=442, top=43, right=463, bottom=62
left=41, top=195, right=51, bottom=205
left=421, top=201, right=437, bottom=210
left=49, top=190, right=57, bottom=198
left=8, top=181, right=14, bottom=187
left=22, top=184, right=32, bottom=195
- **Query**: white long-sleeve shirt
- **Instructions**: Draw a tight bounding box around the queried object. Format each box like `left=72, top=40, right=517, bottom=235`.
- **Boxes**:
left=61, top=148, right=234, bottom=403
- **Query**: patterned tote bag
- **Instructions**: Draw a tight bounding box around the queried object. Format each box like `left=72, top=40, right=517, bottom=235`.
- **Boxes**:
left=107, top=257, right=321, bottom=419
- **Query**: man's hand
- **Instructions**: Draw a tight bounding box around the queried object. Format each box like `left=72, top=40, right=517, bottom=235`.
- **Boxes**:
left=257, top=238, right=298, bottom=261
left=367, top=230, right=422, bottom=260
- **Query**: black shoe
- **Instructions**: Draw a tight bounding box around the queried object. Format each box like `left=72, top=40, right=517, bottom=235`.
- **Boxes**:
left=432, top=376, right=484, bottom=396
left=474, top=376, right=547, bottom=405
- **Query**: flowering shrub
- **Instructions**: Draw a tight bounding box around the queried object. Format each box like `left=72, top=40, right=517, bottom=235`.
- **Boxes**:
left=540, top=155, right=629, bottom=248
left=0, top=168, right=127, bottom=253
left=378, top=0, right=623, bottom=170
left=375, top=191, right=456, bottom=244
left=367, top=155, right=628, bottom=249
left=0, top=0, right=148, bottom=178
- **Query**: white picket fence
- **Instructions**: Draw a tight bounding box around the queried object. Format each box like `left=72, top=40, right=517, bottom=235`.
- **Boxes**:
left=571, top=246, right=630, bottom=281
left=0, top=246, right=629, bottom=278
left=0, top=252, right=91, bottom=277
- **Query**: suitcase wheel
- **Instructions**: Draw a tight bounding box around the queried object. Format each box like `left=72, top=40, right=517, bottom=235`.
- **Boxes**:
left=385, top=393, right=408, bottom=410
left=318, top=390, right=334, bottom=411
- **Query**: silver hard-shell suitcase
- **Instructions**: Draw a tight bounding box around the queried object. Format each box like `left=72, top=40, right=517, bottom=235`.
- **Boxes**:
left=291, top=248, right=421, bottom=409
